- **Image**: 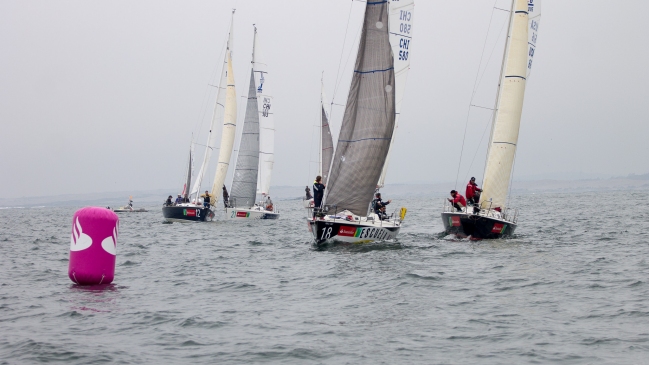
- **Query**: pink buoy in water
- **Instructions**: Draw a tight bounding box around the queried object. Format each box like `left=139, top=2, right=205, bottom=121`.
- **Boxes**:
left=68, top=207, right=119, bottom=285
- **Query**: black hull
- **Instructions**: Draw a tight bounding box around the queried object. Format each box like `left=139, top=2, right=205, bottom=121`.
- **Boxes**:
left=441, top=212, right=516, bottom=239
left=307, top=219, right=400, bottom=246
left=162, top=206, right=214, bottom=222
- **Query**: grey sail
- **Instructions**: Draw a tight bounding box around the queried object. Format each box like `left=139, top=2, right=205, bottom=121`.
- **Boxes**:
left=324, top=1, right=396, bottom=216
left=230, top=69, right=260, bottom=208
left=321, top=105, right=334, bottom=183
left=184, top=149, right=192, bottom=197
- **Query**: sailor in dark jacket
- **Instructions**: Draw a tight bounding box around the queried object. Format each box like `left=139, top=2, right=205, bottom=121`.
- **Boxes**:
left=313, top=176, right=325, bottom=209
left=371, top=192, right=392, bottom=215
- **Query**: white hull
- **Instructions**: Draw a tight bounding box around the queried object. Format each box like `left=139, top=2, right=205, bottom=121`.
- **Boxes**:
left=225, top=206, right=280, bottom=220
left=307, top=210, right=402, bottom=245
left=303, top=198, right=314, bottom=209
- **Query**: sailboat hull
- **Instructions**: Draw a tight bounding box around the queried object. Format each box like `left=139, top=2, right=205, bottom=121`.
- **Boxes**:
left=225, top=207, right=279, bottom=220
left=162, top=205, right=214, bottom=223
left=441, top=211, right=516, bottom=239
left=308, top=219, right=400, bottom=246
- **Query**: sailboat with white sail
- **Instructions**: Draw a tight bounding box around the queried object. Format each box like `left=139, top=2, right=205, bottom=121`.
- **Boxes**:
left=162, top=11, right=238, bottom=223
left=226, top=26, right=278, bottom=220
left=441, top=0, right=541, bottom=238
left=304, top=77, right=334, bottom=209
left=307, top=0, right=414, bottom=245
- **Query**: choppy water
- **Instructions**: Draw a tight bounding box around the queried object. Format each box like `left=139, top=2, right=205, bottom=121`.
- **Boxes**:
left=1, top=191, right=648, bottom=364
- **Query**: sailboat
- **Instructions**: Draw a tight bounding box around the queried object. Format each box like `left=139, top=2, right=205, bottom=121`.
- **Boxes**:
left=226, top=26, right=279, bottom=220
left=162, top=11, right=238, bottom=223
left=303, top=77, right=334, bottom=209
left=307, top=0, right=414, bottom=245
left=441, top=0, right=541, bottom=238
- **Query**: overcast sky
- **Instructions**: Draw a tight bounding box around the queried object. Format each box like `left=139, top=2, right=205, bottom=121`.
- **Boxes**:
left=1, top=0, right=648, bottom=199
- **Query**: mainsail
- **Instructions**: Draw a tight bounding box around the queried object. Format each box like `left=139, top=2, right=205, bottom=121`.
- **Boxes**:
left=481, top=0, right=541, bottom=210
left=324, top=1, right=397, bottom=216
left=191, top=12, right=235, bottom=200
left=254, top=29, right=275, bottom=198
left=230, top=69, right=261, bottom=208
left=210, top=49, right=237, bottom=203
left=378, top=0, right=414, bottom=188
left=320, top=80, right=334, bottom=183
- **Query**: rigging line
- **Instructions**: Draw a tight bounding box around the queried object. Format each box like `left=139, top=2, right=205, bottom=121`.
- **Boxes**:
left=332, top=0, right=355, bottom=104
left=306, top=93, right=320, bottom=184
left=473, top=12, right=510, bottom=100
left=192, top=22, right=230, bottom=139
left=334, top=20, right=364, bottom=104
left=454, top=0, right=499, bottom=190
left=463, top=110, right=496, bottom=185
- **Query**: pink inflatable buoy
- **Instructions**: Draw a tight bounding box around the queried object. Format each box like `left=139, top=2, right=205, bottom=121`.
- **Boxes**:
left=68, top=207, right=119, bottom=285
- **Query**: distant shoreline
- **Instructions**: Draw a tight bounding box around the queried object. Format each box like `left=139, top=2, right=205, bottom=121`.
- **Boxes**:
left=1, top=175, right=647, bottom=208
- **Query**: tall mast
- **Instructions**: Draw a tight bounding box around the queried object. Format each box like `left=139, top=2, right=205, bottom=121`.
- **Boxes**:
left=480, top=0, right=532, bottom=210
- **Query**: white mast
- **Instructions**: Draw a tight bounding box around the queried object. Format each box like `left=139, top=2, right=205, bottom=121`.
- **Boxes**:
left=191, top=11, right=235, bottom=200
left=481, top=0, right=541, bottom=210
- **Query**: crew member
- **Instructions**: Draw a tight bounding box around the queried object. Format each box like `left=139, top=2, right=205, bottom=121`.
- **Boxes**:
left=448, top=190, right=467, bottom=212
left=201, top=190, right=212, bottom=208
left=313, top=176, right=325, bottom=209
left=305, top=186, right=313, bottom=200
left=174, top=194, right=183, bottom=205
left=265, top=196, right=273, bottom=211
left=165, top=196, right=173, bottom=206
left=222, top=185, right=230, bottom=208
left=371, top=192, right=392, bottom=215
left=466, top=177, right=482, bottom=206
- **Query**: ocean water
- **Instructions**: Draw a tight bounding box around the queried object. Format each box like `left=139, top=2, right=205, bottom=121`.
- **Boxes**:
left=1, top=191, right=648, bottom=364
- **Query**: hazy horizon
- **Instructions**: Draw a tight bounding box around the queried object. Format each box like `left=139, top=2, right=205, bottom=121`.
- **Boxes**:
left=2, top=0, right=648, bottom=200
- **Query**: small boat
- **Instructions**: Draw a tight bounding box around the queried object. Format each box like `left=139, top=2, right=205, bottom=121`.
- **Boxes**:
left=441, top=0, right=541, bottom=238
left=226, top=26, right=279, bottom=220
left=308, top=0, right=414, bottom=245
left=112, top=197, right=147, bottom=212
left=162, top=11, right=238, bottom=223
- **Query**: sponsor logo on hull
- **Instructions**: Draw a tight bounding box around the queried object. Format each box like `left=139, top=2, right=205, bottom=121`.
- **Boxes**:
left=183, top=209, right=197, bottom=217
left=491, top=223, right=507, bottom=234
left=316, top=224, right=397, bottom=243
left=236, top=211, right=250, bottom=218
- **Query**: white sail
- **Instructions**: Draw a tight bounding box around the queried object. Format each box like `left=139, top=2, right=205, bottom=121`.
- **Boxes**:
left=378, top=0, right=414, bottom=188
left=191, top=13, right=235, bottom=199
left=481, top=0, right=541, bottom=210
left=210, top=50, right=237, bottom=203
left=253, top=29, right=275, bottom=197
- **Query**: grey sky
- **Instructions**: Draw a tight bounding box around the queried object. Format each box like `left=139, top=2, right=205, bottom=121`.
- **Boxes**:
left=1, top=0, right=647, bottom=199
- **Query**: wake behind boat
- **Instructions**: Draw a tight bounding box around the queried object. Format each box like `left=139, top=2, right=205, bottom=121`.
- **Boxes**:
left=441, top=0, right=541, bottom=239
left=307, top=0, right=414, bottom=246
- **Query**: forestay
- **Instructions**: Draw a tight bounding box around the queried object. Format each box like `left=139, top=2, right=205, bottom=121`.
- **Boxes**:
left=191, top=13, right=235, bottom=200
left=325, top=1, right=397, bottom=216
left=230, top=69, right=261, bottom=208
left=481, top=0, right=541, bottom=210
left=253, top=29, right=275, bottom=198
left=378, top=0, right=414, bottom=188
